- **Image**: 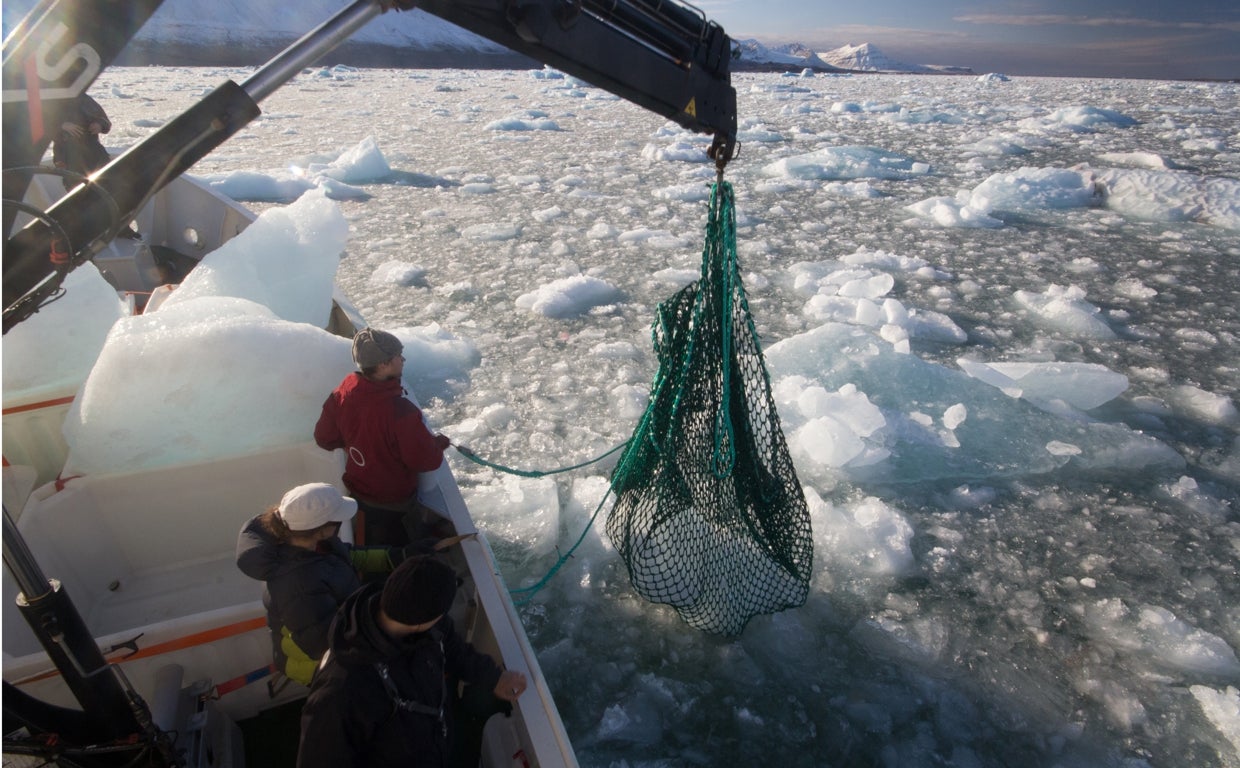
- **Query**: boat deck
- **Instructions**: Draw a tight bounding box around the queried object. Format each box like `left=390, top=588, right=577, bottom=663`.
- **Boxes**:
left=82, top=555, right=261, bottom=640
left=3, top=442, right=344, bottom=717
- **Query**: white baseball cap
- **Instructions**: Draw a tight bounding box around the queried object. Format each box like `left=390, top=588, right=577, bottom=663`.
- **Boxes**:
left=277, top=483, right=358, bottom=531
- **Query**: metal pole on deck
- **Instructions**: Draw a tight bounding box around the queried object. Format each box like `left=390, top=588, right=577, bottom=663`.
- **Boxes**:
left=3, top=505, right=148, bottom=741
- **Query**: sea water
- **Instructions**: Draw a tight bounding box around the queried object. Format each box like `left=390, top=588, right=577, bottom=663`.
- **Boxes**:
left=34, top=68, right=1240, bottom=766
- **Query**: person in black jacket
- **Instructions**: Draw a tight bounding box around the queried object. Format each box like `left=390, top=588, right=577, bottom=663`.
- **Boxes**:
left=52, top=93, right=112, bottom=191
left=296, top=556, right=527, bottom=768
left=236, top=482, right=401, bottom=686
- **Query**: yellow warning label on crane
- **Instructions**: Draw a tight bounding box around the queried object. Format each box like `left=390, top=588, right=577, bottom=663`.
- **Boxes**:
left=684, top=98, right=697, bottom=118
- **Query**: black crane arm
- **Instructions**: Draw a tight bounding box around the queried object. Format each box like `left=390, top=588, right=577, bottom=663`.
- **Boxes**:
left=410, top=0, right=737, bottom=162
left=2, top=0, right=738, bottom=331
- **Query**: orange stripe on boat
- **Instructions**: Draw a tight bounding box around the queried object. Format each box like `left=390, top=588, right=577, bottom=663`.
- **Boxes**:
left=13, top=616, right=268, bottom=685
left=123, top=616, right=268, bottom=661
left=3, top=395, right=76, bottom=415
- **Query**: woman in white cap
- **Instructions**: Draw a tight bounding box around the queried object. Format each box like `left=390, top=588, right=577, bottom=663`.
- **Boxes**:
left=236, top=482, right=405, bottom=686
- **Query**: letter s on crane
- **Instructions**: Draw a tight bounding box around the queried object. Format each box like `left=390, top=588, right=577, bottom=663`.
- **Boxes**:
left=1, top=22, right=101, bottom=141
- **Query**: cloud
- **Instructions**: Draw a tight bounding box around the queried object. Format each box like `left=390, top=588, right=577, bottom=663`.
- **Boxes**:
left=767, top=23, right=971, bottom=49
left=954, top=14, right=1240, bottom=33
left=1073, top=32, right=1225, bottom=53
left=691, top=0, right=742, bottom=16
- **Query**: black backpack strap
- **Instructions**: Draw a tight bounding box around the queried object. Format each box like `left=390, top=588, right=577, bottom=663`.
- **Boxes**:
left=373, top=660, right=447, bottom=736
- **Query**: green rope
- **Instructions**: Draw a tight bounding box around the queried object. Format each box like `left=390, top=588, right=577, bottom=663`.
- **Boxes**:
left=453, top=442, right=628, bottom=477
left=507, top=491, right=611, bottom=605
left=709, top=182, right=737, bottom=480
left=451, top=442, right=627, bottom=605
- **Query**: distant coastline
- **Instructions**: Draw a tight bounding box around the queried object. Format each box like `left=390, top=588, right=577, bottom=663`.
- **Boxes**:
left=115, top=40, right=1236, bottom=82
left=730, top=60, right=972, bottom=75
left=118, top=41, right=959, bottom=75
left=117, top=40, right=538, bottom=70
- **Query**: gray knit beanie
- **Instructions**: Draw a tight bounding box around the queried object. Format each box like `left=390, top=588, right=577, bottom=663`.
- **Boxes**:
left=352, top=328, right=403, bottom=369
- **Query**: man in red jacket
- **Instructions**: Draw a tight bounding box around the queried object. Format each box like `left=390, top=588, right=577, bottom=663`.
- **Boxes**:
left=315, top=328, right=451, bottom=545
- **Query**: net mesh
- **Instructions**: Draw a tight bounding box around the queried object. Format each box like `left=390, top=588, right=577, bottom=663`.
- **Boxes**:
left=606, top=181, right=814, bottom=635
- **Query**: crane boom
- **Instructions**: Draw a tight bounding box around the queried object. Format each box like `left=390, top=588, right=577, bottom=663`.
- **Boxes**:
left=2, top=0, right=738, bottom=331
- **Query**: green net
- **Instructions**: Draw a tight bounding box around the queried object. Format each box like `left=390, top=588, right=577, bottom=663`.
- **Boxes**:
left=607, top=181, right=814, bottom=636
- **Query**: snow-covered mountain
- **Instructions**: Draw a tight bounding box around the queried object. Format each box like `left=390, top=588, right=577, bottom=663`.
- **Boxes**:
left=733, top=39, right=972, bottom=76
left=817, top=42, right=928, bottom=73
left=732, top=39, right=842, bottom=73
left=818, top=43, right=973, bottom=75
left=134, top=1, right=497, bottom=51
left=116, top=0, right=527, bottom=67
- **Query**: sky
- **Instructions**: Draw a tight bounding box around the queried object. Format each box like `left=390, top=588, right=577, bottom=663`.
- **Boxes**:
left=698, top=0, right=1240, bottom=80
left=3, top=1, right=1238, bottom=81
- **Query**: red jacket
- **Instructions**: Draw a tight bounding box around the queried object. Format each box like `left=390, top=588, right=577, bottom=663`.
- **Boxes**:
left=314, top=373, right=444, bottom=505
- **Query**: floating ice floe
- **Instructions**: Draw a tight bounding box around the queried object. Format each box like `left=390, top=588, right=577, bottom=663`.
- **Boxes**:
left=761, top=145, right=931, bottom=180
left=787, top=257, right=965, bottom=347
left=529, top=66, right=565, bottom=80
left=738, top=124, right=787, bottom=143
left=369, top=261, right=427, bottom=287
left=1166, top=384, right=1239, bottom=426
left=485, top=112, right=562, bottom=131
left=640, top=137, right=710, bottom=163
left=652, top=182, right=712, bottom=202
left=904, top=164, right=1239, bottom=231
left=197, top=136, right=391, bottom=201
left=956, top=359, right=1129, bottom=411
left=314, top=135, right=391, bottom=184
left=1189, top=686, right=1240, bottom=758
left=1083, top=598, right=1240, bottom=677
left=1012, top=284, right=1117, bottom=340
left=1095, top=169, right=1240, bottom=230
left=515, top=275, right=624, bottom=318
left=805, top=488, right=914, bottom=580
left=461, top=222, right=521, bottom=241
left=765, top=322, right=1183, bottom=485
left=1095, top=151, right=1186, bottom=171
left=1019, top=105, right=1138, bottom=133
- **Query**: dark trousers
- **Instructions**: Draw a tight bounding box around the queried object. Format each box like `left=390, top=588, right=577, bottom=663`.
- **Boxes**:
left=353, top=497, right=455, bottom=548
left=354, top=498, right=412, bottom=547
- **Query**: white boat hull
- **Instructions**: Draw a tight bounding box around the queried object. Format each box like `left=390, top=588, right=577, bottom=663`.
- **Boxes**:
left=3, top=171, right=578, bottom=767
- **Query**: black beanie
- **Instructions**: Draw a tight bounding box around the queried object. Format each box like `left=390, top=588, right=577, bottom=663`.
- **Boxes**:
left=380, top=557, right=457, bottom=626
